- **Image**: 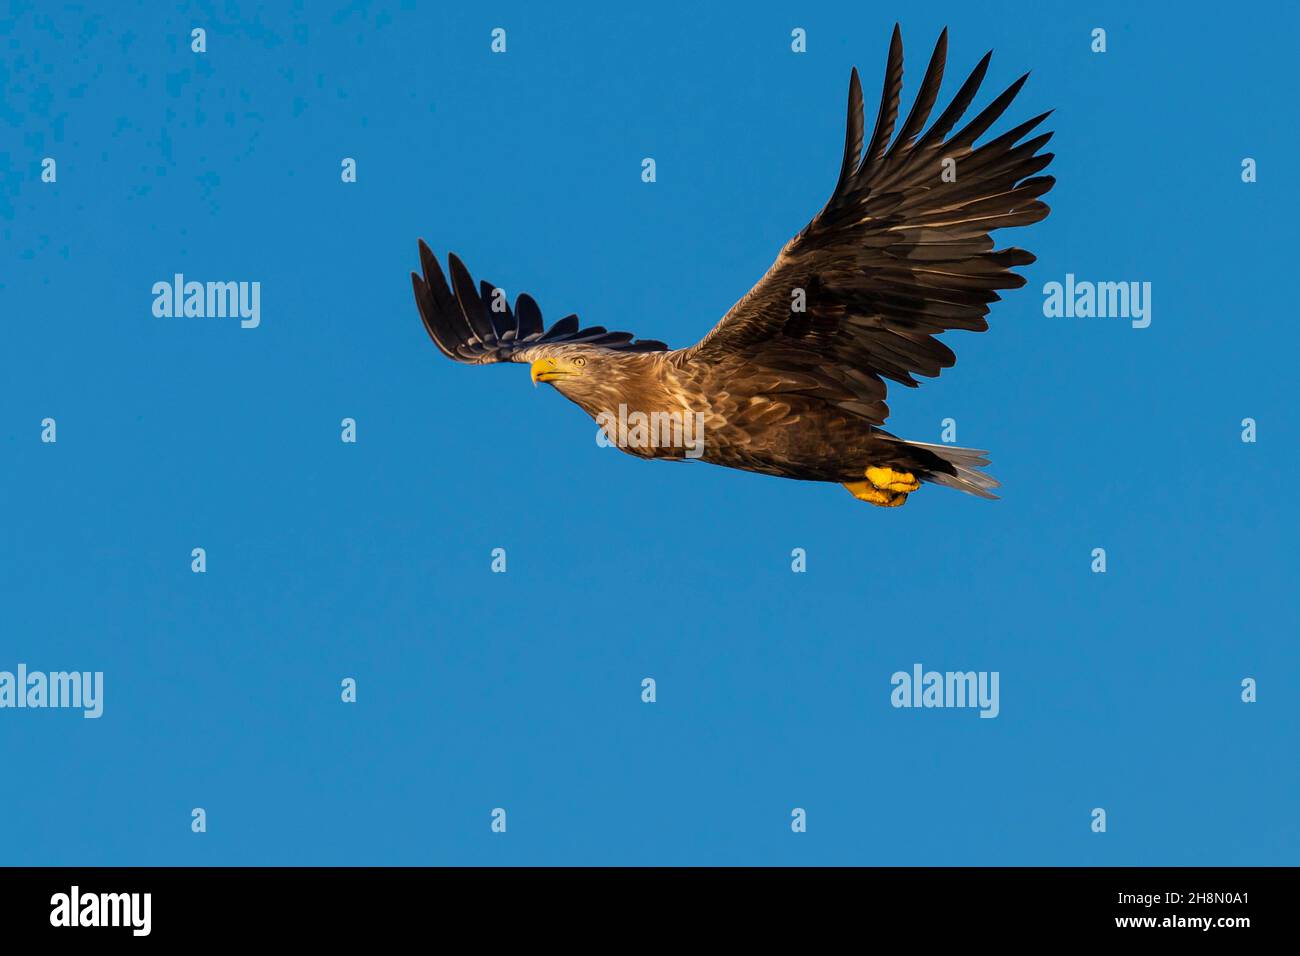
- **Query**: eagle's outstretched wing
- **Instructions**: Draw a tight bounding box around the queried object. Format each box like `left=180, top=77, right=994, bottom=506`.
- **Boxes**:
left=411, top=240, right=667, bottom=364
left=678, top=26, right=1054, bottom=425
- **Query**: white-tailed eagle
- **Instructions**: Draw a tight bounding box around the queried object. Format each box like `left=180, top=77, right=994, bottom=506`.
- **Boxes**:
left=412, top=26, right=1053, bottom=507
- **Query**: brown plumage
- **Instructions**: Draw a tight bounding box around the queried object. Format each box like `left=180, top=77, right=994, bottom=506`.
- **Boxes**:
left=411, top=26, right=1054, bottom=507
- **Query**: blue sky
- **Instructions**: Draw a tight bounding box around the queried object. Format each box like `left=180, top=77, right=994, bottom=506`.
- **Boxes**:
left=1, top=0, right=1296, bottom=865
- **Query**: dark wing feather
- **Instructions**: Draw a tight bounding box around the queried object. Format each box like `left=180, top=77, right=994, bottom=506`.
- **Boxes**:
left=679, top=25, right=1054, bottom=425
left=411, top=240, right=668, bottom=364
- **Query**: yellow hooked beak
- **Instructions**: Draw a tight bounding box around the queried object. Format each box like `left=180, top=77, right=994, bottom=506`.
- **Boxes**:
left=530, top=357, right=565, bottom=385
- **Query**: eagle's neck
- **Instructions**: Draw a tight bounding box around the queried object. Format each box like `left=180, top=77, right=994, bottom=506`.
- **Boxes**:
left=560, top=353, right=679, bottom=423
left=561, top=352, right=707, bottom=459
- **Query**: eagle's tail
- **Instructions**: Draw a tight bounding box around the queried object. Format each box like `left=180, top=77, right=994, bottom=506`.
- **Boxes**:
left=902, top=440, right=1001, bottom=500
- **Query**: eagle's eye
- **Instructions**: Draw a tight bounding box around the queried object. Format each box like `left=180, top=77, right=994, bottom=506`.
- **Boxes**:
left=573, top=356, right=587, bottom=367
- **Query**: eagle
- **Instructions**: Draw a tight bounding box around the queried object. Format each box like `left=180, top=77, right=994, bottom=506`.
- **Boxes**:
left=411, top=26, right=1054, bottom=507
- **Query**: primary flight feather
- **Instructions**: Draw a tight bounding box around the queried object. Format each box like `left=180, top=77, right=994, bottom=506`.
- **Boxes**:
left=411, top=26, right=1054, bottom=507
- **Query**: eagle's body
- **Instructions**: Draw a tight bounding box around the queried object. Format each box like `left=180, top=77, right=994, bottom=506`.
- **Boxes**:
left=412, top=26, right=1054, bottom=507
left=532, top=347, right=949, bottom=484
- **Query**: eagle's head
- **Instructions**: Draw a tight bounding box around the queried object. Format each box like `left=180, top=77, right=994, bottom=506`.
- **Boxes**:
left=528, top=346, right=600, bottom=388
left=527, top=345, right=660, bottom=420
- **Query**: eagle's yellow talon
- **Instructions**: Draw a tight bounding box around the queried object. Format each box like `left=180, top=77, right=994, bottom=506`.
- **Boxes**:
left=843, top=481, right=909, bottom=507
left=865, top=466, right=920, bottom=493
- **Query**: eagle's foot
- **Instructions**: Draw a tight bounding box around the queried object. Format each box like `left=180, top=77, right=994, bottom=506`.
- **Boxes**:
left=864, top=466, right=921, bottom=493
left=843, top=481, right=909, bottom=507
